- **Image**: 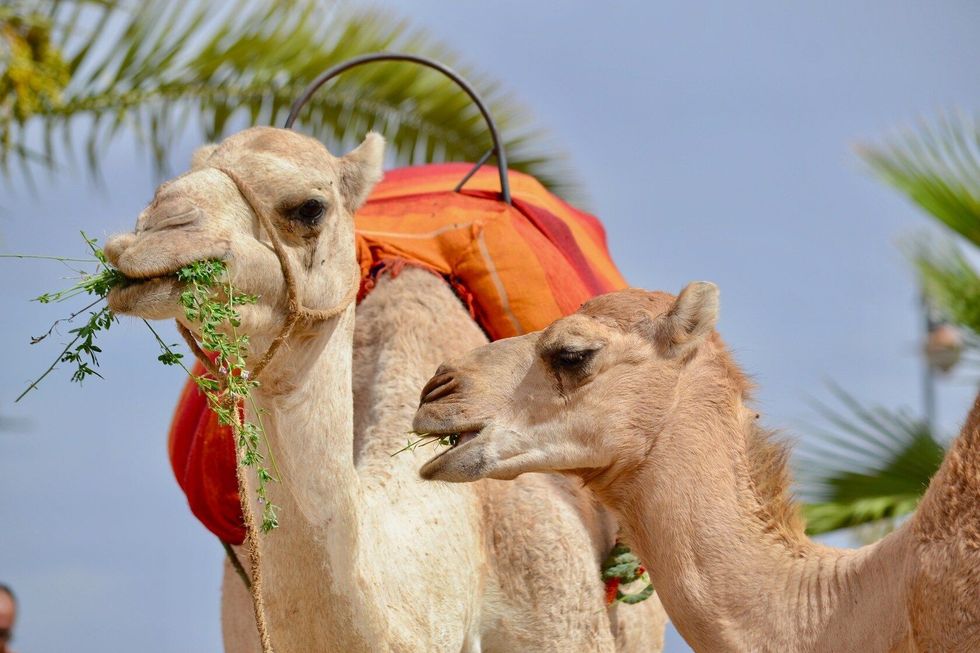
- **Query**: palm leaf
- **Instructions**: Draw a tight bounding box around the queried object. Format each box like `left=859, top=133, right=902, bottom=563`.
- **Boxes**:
left=1, top=0, right=581, bottom=199
left=796, top=384, right=946, bottom=535
left=858, top=113, right=980, bottom=247
left=912, top=241, right=980, bottom=337
left=802, top=115, right=979, bottom=536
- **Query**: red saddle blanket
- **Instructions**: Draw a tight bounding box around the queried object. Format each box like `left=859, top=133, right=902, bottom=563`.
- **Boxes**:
left=169, top=163, right=628, bottom=543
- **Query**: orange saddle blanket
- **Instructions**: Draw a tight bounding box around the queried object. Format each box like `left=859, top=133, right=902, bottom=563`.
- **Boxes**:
left=169, top=163, right=628, bottom=544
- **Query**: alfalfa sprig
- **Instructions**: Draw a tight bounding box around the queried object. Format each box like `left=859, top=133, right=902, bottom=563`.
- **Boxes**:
left=6, top=234, right=281, bottom=533
left=11, top=231, right=126, bottom=401
left=390, top=431, right=459, bottom=456
left=173, top=260, right=280, bottom=532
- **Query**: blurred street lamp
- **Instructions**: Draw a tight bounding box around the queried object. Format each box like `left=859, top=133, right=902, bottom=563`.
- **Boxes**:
left=925, top=322, right=963, bottom=373
left=921, top=293, right=963, bottom=432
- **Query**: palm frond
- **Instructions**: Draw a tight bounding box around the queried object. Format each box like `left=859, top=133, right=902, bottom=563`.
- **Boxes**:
left=803, top=496, right=922, bottom=536
left=911, top=240, right=980, bottom=337
left=796, top=384, right=946, bottom=535
left=858, top=113, right=980, bottom=247
left=1, top=0, right=581, bottom=199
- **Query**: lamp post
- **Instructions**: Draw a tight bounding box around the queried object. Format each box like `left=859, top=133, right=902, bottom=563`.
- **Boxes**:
left=921, top=292, right=963, bottom=433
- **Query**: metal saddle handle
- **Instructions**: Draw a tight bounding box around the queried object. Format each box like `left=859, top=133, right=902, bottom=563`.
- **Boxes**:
left=284, top=52, right=512, bottom=205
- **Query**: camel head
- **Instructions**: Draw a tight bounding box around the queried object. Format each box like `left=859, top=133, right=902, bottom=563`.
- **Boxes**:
left=414, top=282, right=720, bottom=483
left=104, top=126, right=384, bottom=340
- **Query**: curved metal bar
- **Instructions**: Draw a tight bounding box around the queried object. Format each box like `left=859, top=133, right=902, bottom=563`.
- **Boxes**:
left=284, top=52, right=511, bottom=205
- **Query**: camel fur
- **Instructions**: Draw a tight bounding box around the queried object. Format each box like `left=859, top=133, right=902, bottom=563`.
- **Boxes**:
left=414, top=283, right=980, bottom=652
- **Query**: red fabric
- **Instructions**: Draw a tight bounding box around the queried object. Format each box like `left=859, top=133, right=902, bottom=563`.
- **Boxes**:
left=168, top=164, right=627, bottom=543
left=168, top=364, right=244, bottom=544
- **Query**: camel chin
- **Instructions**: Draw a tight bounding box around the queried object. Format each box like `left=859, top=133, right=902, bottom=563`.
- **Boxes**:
left=108, top=276, right=184, bottom=321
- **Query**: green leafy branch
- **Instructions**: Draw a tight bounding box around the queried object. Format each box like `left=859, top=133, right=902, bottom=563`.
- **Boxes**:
left=797, top=114, right=979, bottom=536
left=859, top=113, right=980, bottom=248
left=173, top=259, right=279, bottom=533
left=9, top=231, right=122, bottom=400
left=7, top=234, right=281, bottom=532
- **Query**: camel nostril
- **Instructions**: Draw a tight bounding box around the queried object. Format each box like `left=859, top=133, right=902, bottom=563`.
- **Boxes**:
left=419, top=373, right=458, bottom=405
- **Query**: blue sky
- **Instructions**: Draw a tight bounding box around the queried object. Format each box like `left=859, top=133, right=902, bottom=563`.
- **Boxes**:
left=2, top=2, right=979, bottom=651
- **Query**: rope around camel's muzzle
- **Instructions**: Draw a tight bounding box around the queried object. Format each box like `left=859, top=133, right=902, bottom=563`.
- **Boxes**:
left=175, top=165, right=360, bottom=653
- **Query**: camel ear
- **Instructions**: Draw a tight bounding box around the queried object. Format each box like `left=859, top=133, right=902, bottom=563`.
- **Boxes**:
left=190, top=143, right=218, bottom=170
left=338, top=132, right=385, bottom=212
left=649, top=281, right=719, bottom=358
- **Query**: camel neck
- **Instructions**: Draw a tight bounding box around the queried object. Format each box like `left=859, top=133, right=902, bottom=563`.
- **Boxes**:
left=243, top=306, right=390, bottom=650
left=250, top=305, right=360, bottom=526
left=594, top=385, right=912, bottom=652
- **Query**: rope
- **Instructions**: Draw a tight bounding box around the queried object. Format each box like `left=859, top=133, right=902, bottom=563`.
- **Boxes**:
left=233, top=404, right=275, bottom=653
left=174, top=165, right=361, bottom=653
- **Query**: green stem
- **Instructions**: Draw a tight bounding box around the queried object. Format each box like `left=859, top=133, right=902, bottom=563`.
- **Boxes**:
left=31, top=295, right=104, bottom=344
left=224, top=275, right=279, bottom=529
left=140, top=318, right=195, bottom=377
left=246, top=392, right=281, bottom=482
left=17, top=323, right=88, bottom=402
left=0, top=254, right=97, bottom=263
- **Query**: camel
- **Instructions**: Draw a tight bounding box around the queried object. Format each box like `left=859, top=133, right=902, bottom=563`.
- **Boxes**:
left=102, top=126, right=667, bottom=652
left=413, top=282, right=980, bottom=652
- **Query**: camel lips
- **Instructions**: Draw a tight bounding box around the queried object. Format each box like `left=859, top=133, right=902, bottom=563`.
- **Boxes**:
left=441, top=430, right=480, bottom=449
left=451, top=431, right=479, bottom=448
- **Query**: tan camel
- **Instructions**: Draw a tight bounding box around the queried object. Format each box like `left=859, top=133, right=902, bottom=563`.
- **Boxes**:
left=414, top=283, right=980, bottom=652
left=102, top=126, right=667, bottom=652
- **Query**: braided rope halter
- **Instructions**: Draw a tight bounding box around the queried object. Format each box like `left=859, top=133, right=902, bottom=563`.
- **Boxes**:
left=175, top=165, right=359, bottom=653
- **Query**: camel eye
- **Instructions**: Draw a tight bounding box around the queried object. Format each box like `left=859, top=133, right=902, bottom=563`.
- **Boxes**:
left=292, top=199, right=325, bottom=225
left=553, top=347, right=594, bottom=370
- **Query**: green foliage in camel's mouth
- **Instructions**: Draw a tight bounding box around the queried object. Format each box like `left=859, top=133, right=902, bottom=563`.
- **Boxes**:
left=391, top=428, right=491, bottom=457
left=4, top=232, right=280, bottom=533
left=390, top=431, right=457, bottom=457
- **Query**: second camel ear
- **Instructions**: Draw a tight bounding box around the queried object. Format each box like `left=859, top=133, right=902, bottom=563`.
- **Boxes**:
left=648, top=281, right=719, bottom=358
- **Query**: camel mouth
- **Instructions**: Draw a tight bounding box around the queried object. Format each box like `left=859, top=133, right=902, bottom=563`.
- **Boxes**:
left=428, top=428, right=482, bottom=452
left=418, top=426, right=486, bottom=479
left=107, top=273, right=182, bottom=317
left=121, top=269, right=181, bottom=284
left=447, top=430, right=480, bottom=449
left=108, top=267, right=183, bottom=296
left=106, top=256, right=227, bottom=318
left=111, top=251, right=229, bottom=284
